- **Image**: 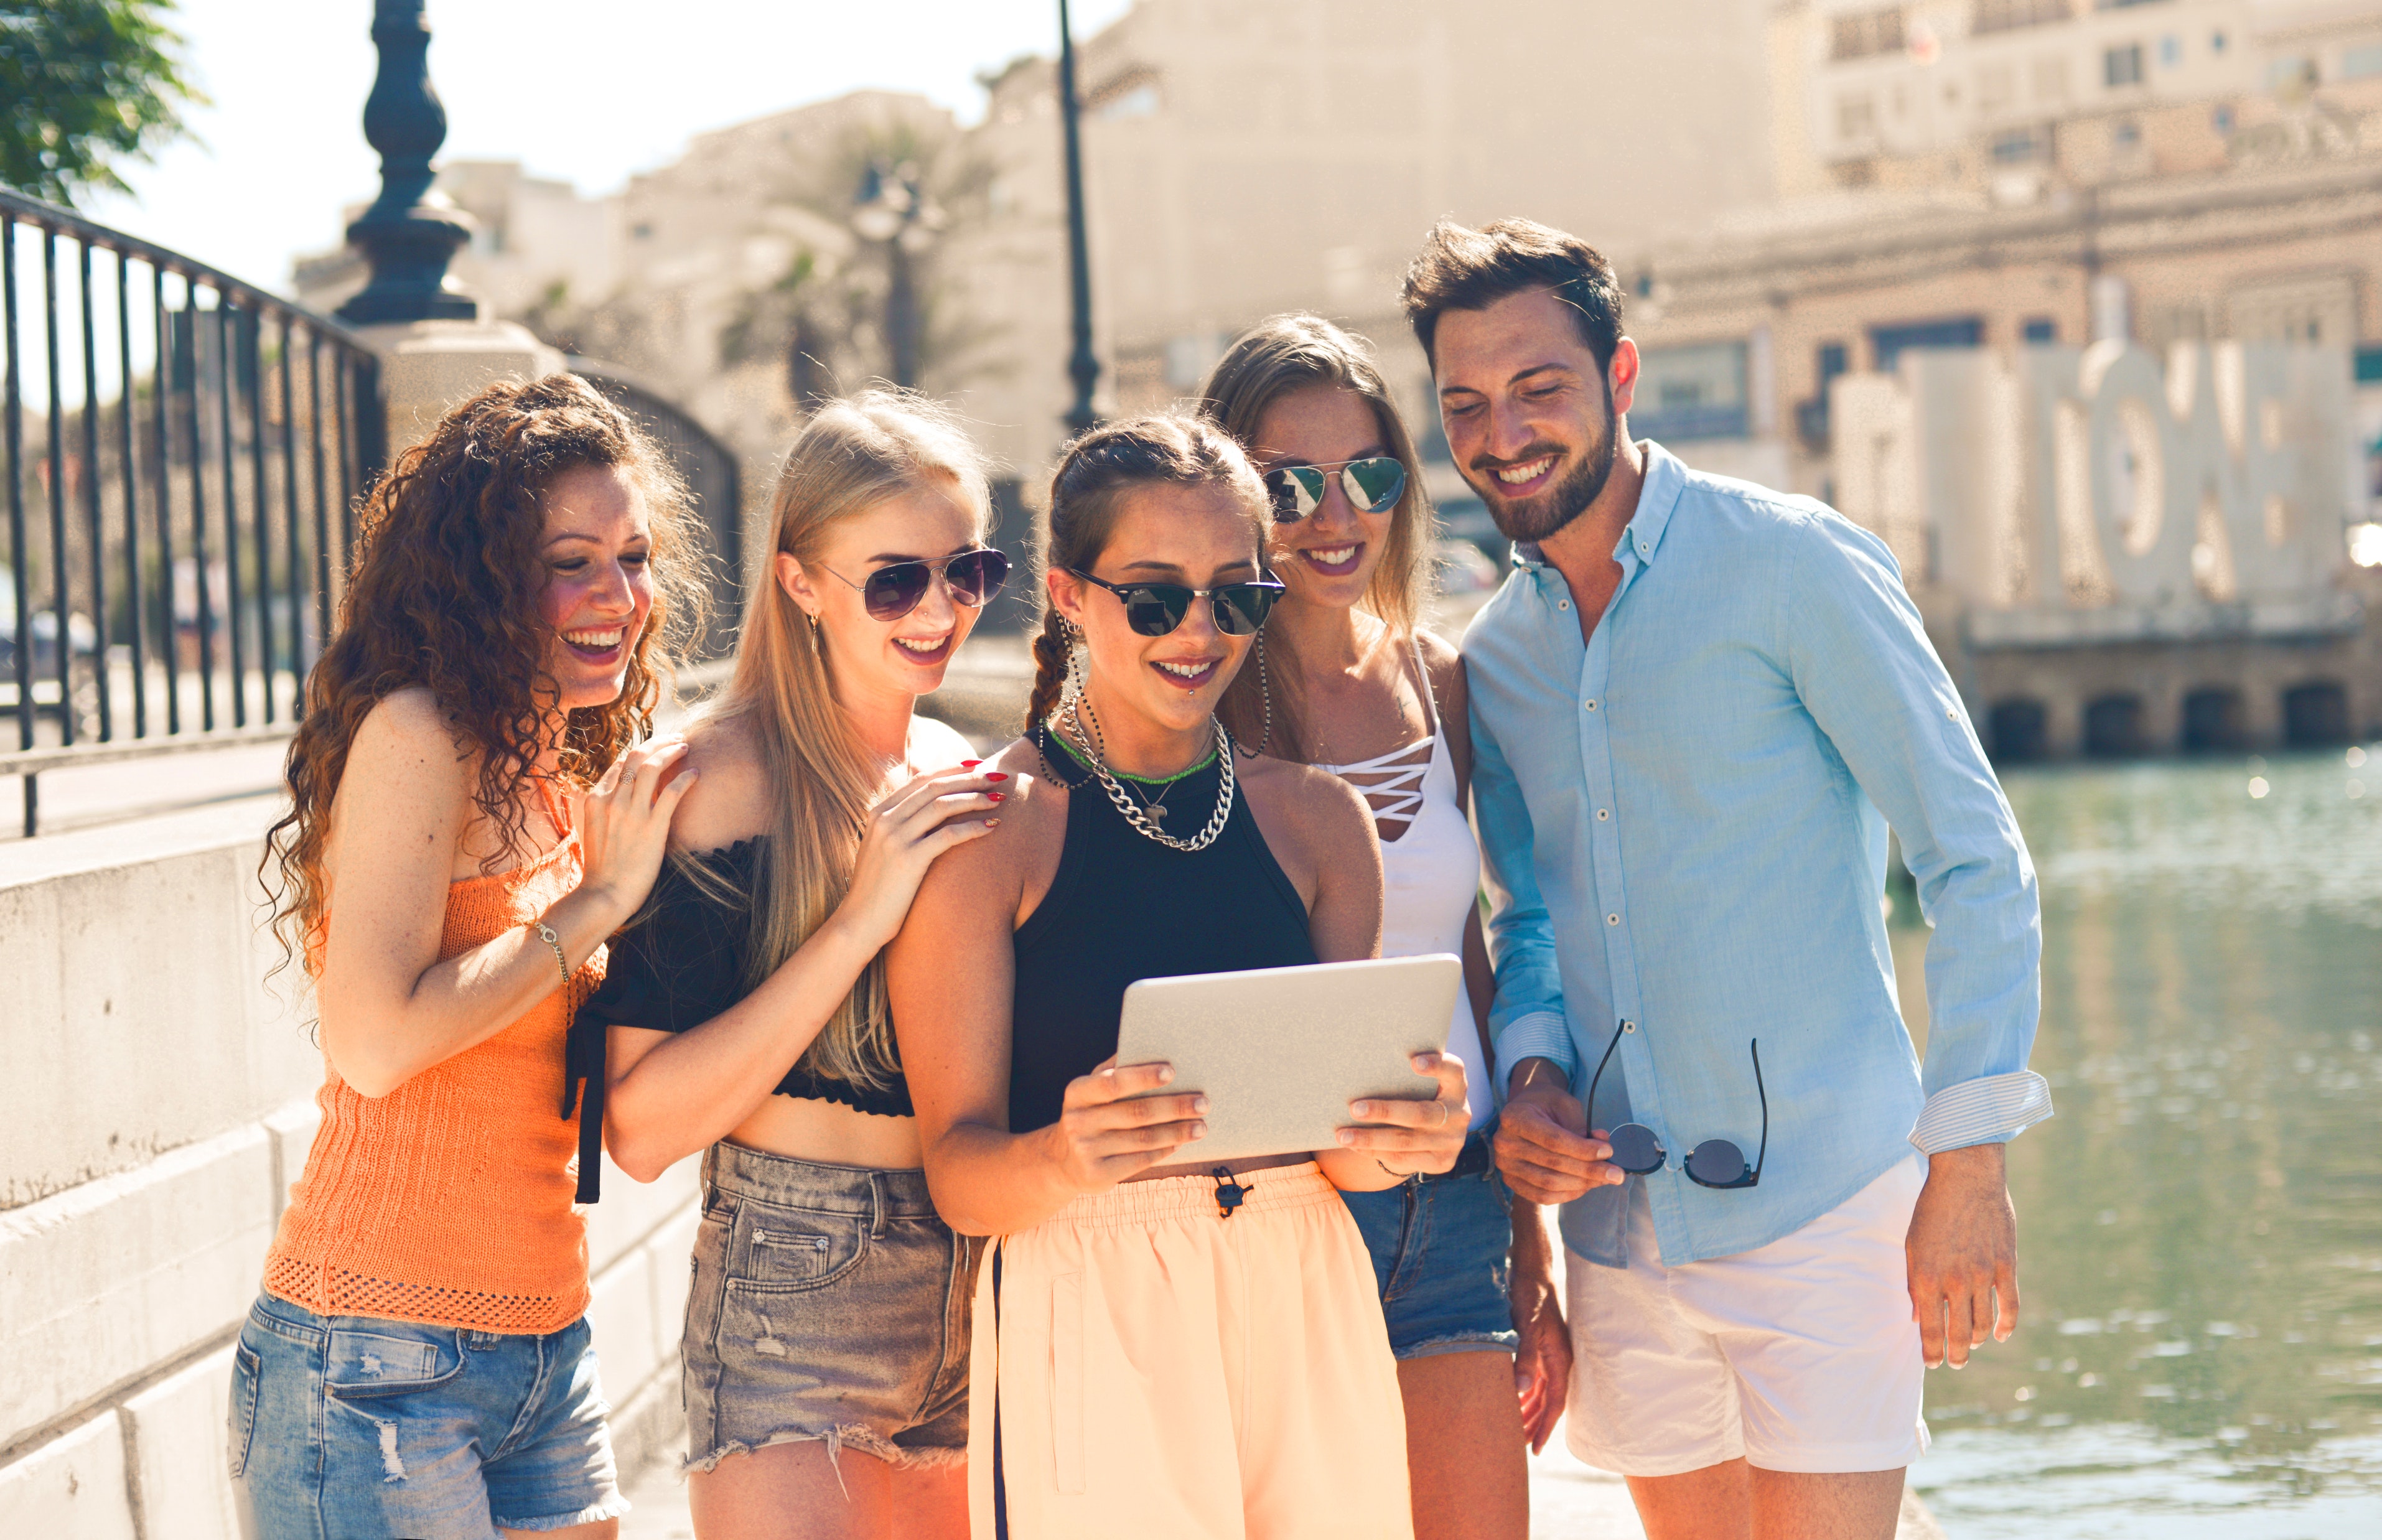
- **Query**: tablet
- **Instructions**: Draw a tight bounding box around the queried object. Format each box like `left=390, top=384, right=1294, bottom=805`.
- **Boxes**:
left=1112, top=954, right=1462, bottom=1165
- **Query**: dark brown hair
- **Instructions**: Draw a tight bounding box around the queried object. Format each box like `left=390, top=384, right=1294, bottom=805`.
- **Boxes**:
left=1196, top=314, right=1436, bottom=762
left=1025, top=414, right=1268, bottom=729
left=1399, top=217, right=1626, bottom=371
left=263, top=373, right=704, bottom=973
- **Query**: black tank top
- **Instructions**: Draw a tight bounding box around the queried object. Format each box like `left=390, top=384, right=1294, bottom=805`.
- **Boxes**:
left=1008, top=729, right=1317, bottom=1134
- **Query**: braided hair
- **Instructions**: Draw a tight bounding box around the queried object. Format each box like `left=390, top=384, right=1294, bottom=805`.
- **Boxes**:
left=1025, top=414, right=1268, bottom=728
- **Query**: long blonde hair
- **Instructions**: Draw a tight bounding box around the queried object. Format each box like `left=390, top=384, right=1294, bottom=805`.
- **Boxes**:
left=1195, top=314, right=1436, bottom=762
left=695, top=390, right=991, bottom=1091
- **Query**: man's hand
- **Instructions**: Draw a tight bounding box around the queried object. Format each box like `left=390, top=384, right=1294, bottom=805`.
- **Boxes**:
left=1905, top=1142, right=2019, bottom=1368
left=1493, top=1057, right=1623, bottom=1205
left=1508, top=1198, right=1572, bottom=1453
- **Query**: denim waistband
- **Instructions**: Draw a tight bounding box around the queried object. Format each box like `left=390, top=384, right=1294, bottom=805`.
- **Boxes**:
left=1415, top=1128, right=1496, bottom=1184
left=702, top=1141, right=939, bottom=1221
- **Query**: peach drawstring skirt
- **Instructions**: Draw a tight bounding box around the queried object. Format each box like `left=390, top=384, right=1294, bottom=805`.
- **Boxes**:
left=969, top=1162, right=1413, bottom=1539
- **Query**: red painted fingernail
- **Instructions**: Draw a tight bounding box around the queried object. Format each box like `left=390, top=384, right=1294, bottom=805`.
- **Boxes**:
left=961, top=759, right=982, bottom=767
left=984, top=772, right=1009, bottom=782
left=987, top=791, right=1004, bottom=802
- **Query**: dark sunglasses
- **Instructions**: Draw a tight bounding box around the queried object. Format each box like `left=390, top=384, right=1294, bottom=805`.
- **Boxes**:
left=1262, top=456, right=1408, bottom=523
left=1586, top=1029, right=1768, bottom=1190
left=1068, top=568, right=1284, bottom=637
left=824, top=548, right=1010, bottom=622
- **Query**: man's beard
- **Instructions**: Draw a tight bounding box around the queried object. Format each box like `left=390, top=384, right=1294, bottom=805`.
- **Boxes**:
left=1472, top=394, right=1620, bottom=545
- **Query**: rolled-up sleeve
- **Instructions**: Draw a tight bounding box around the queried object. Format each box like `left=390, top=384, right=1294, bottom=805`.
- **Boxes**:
left=1470, top=689, right=1577, bottom=1084
left=1780, top=511, right=2052, bottom=1152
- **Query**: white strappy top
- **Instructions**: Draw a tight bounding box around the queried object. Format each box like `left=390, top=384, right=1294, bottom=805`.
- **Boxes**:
left=1316, top=640, right=1496, bottom=1131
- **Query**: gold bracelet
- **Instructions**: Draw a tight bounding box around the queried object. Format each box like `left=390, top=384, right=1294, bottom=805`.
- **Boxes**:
left=531, top=920, right=570, bottom=992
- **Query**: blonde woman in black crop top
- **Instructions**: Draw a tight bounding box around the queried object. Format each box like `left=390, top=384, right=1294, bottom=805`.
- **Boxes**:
left=887, top=416, right=1472, bottom=1538
left=582, top=393, right=1007, bottom=1540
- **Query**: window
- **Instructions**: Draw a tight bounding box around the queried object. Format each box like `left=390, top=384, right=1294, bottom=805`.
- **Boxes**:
left=2114, top=119, right=2142, bottom=147
left=1871, top=317, right=1984, bottom=374
left=1830, top=7, right=1907, bottom=61
left=1992, top=126, right=2049, bottom=162
left=2357, top=345, right=2382, bottom=385
left=2095, top=0, right=2171, bottom=9
left=1818, top=342, right=1851, bottom=385
left=2268, top=55, right=2316, bottom=90
left=2213, top=103, right=2235, bottom=133
left=2343, top=43, right=2382, bottom=82
left=2106, top=45, right=2145, bottom=86
left=1973, top=0, right=2073, bottom=34
left=2159, top=35, right=2180, bottom=67
left=2022, top=317, right=2059, bottom=343
left=1631, top=342, right=1750, bottom=442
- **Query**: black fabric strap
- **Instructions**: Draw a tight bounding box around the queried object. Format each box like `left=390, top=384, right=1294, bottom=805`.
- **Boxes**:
left=562, top=1014, right=607, bottom=1203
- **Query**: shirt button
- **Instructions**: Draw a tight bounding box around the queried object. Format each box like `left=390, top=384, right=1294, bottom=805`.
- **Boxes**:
left=1558, top=599, right=1572, bottom=610
left=1622, top=1020, right=1636, bottom=1032
left=1584, top=699, right=1599, bottom=711
left=1607, top=913, right=1620, bottom=925
left=1597, top=808, right=1610, bottom=820
left=1946, top=706, right=1958, bottom=721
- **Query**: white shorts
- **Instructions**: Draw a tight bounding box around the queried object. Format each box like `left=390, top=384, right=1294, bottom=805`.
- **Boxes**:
left=1564, top=1154, right=1930, bottom=1477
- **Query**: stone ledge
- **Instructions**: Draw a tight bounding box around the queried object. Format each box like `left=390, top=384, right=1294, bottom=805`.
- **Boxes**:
left=0, top=1408, right=137, bottom=1539
left=122, top=1343, right=240, bottom=1540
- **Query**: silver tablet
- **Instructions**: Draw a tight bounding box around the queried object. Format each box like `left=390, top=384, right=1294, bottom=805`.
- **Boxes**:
left=1112, top=954, right=1462, bottom=1165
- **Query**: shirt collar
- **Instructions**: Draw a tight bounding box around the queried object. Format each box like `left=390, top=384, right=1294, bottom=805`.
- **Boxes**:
left=1506, top=439, right=1686, bottom=573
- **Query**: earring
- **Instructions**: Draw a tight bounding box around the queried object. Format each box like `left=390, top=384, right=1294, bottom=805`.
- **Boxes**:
left=803, top=609, right=820, bottom=633
left=1235, top=631, right=1274, bottom=758
left=1060, top=617, right=1085, bottom=709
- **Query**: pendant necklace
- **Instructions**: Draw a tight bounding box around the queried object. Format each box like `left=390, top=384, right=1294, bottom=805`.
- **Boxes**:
left=1058, top=690, right=1236, bottom=853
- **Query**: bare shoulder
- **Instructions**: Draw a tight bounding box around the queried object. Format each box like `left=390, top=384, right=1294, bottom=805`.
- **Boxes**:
left=909, top=735, right=1062, bottom=918
left=1414, top=627, right=1467, bottom=706
left=343, top=687, right=471, bottom=803
left=1243, top=754, right=1373, bottom=852
left=669, top=711, right=771, bottom=853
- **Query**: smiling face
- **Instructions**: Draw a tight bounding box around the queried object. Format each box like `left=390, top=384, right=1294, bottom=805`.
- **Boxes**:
left=1434, top=286, right=1639, bottom=544
left=1049, top=480, right=1265, bottom=739
left=1248, top=382, right=1399, bottom=614
left=778, top=477, right=985, bottom=707
left=535, top=462, right=654, bottom=712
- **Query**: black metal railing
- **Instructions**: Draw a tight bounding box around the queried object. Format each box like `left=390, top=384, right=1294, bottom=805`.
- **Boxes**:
left=0, top=187, right=386, bottom=835
left=568, top=358, right=744, bottom=661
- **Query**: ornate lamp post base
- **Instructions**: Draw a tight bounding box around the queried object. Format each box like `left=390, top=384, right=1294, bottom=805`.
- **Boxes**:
left=337, top=1, right=479, bottom=326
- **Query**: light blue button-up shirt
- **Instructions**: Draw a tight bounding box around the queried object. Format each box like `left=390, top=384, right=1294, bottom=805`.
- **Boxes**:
left=1466, top=444, right=2051, bottom=1268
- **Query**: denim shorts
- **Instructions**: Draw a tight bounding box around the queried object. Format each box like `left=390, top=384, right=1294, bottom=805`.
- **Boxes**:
left=228, top=1292, right=624, bottom=1538
left=1340, top=1132, right=1519, bottom=1360
left=682, top=1142, right=978, bottom=1473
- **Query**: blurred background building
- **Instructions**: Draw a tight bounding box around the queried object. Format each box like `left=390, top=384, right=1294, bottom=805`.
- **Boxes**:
left=286, top=0, right=2382, bottom=757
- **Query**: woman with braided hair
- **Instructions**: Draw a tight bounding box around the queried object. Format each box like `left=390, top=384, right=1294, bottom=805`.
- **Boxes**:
left=887, top=413, right=1470, bottom=1538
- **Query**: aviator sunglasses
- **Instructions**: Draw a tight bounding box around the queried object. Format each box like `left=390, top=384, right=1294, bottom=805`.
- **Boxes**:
left=1586, top=1028, right=1769, bottom=1190
left=1262, top=456, right=1408, bottom=523
left=1068, top=569, right=1285, bottom=637
left=823, top=548, right=1011, bottom=622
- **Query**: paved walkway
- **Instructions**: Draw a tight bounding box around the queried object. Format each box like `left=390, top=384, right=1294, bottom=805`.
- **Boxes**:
left=619, top=1447, right=1946, bottom=1537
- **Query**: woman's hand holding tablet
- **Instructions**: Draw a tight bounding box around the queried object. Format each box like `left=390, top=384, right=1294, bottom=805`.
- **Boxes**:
left=1336, top=1049, right=1471, bottom=1176
left=1045, top=1055, right=1211, bottom=1192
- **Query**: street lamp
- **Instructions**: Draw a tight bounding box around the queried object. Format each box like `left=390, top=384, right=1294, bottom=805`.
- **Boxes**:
left=1057, top=0, right=1100, bottom=435
left=852, top=161, right=944, bottom=390
left=338, top=1, right=477, bottom=325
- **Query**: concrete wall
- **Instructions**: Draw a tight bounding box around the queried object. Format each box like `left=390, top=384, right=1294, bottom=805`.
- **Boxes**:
left=0, top=800, right=699, bottom=1537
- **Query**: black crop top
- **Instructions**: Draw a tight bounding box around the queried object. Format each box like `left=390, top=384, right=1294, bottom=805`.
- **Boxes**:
left=577, top=838, right=917, bottom=1119
left=1006, top=729, right=1317, bottom=1134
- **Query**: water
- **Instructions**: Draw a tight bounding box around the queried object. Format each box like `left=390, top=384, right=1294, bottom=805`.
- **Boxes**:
left=1897, top=750, right=2382, bottom=1537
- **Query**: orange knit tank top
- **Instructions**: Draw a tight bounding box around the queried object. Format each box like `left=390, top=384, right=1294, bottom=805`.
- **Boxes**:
left=263, top=790, right=605, bottom=1335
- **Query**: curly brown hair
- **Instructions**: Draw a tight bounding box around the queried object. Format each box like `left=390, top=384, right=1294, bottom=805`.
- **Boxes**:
left=263, top=373, right=706, bottom=974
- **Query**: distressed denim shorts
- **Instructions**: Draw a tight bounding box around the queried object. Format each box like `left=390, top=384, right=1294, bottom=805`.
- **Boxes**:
left=683, top=1142, right=978, bottom=1473
left=1340, top=1132, right=1520, bottom=1360
left=228, top=1292, right=625, bottom=1538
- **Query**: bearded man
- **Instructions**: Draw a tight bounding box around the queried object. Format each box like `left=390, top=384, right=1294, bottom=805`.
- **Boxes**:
left=1405, top=218, right=2050, bottom=1540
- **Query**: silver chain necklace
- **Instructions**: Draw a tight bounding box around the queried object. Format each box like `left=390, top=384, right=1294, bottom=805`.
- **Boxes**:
left=1058, top=691, right=1237, bottom=853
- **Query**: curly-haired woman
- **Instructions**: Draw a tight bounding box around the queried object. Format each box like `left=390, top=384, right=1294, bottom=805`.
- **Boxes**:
left=236, top=375, right=705, bottom=1539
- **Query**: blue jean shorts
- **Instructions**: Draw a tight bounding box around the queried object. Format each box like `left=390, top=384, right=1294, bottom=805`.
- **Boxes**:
left=1340, top=1132, right=1519, bottom=1360
left=229, top=1292, right=625, bottom=1538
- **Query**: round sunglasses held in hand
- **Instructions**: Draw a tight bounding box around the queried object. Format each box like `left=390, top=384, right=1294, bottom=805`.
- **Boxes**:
left=1068, top=569, right=1286, bottom=637
left=1585, top=1028, right=1768, bottom=1190
left=1262, top=456, right=1408, bottom=523
left=824, top=548, right=1011, bottom=622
